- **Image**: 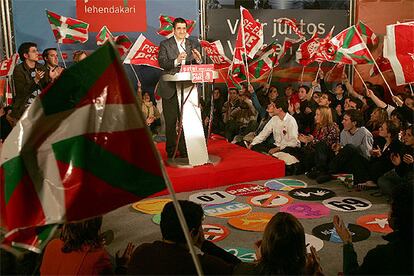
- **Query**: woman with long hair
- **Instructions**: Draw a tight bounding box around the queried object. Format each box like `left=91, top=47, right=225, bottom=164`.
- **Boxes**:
left=40, top=217, right=134, bottom=275
left=366, top=107, right=388, bottom=138
left=234, top=212, right=323, bottom=275
left=297, top=106, right=340, bottom=176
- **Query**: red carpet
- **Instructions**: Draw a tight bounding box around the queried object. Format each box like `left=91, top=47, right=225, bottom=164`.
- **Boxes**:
left=156, top=136, right=285, bottom=194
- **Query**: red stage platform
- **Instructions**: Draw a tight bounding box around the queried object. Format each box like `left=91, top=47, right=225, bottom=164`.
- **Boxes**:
left=156, top=137, right=285, bottom=194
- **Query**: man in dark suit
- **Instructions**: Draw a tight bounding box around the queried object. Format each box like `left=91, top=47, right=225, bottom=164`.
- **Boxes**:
left=157, top=17, right=202, bottom=159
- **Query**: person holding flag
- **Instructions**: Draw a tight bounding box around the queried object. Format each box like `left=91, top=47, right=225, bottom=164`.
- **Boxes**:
left=157, top=17, right=202, bottom=159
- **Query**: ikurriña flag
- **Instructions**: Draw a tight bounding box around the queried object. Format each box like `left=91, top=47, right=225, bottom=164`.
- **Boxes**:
left=96, top=26, right=132, bottom=59
left=248, top=42, right=278, bottom=79
left=0, top=43, right=166, bottom=251
left=329, top=25, right=374, bottom=65
left=157, top=15, right=196, bottom=38
left=46, top=10, right=89, bottom=44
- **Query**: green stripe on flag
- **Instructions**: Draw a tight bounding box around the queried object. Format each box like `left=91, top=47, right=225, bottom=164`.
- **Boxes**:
left=2, top=156, right=25, bottom=204
left=52, top=135, right=165, bottom=197
left=359, top=22, right=367, bottom=36
left=40, top=43, right=116, bottom=115
left=47, top=14, right=62, bottom=27
left=68, top=22, right=88, bottom=30
left=255, top=61, right=265, bottom=78
left=342, top=27, right=356, bottom=49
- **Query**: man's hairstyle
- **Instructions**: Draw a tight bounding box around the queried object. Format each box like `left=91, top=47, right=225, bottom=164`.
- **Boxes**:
left=173, top=17, right=187, bottom=28
left=160, top=200, right=204, bottom=243
left=228, top=88, right=238, bottom=94
left=346, top=96, right=364, bottom=109
left=336, top=83, right=347, bottom=93
left=298, top=85, right=310, bottom=93
left=275, top=97, right=288, bottom=113
left=18, top=42, right=37, bottom=62
left=384, top=119, right=401, bottom=140
left=370, top=84, right=385, bottom=99
left=42, top=48, right=57, bottom=61
left=321, top=92, right=334, bottom=104
left=344, top=109, right=364, bottom=127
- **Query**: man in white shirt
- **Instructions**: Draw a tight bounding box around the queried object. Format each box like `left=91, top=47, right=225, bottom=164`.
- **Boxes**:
left=249, top=97, right=300, bottom=155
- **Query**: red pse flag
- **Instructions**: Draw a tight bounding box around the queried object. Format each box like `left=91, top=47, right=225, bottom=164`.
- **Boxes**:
left=384, top=22, right=414, bottom=85
left=123, top=34, right=161, bottom=69
left=0, top=54, right=19, bottom=78
left=370, top=55, right=392, bottom=77
left=239, top=6, right=263, bottom=59
left=200, top=40, right=231, bottom=69
left=275, top=18, right=305, bottom=40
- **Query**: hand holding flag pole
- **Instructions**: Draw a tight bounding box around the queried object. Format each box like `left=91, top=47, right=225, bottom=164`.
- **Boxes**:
left=353, top=26, right=394, bottom=97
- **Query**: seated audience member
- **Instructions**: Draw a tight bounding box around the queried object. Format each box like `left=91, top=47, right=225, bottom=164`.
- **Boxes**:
left=366, top=107, right=388, bottom=140
left=141, top=92, right=161, bottom=134
left=284, top=85, right=300, bottom=108
left=203, top=87, right=225, bottom=135
left=292, top=85, right=314, bottom=135
left=333, top=184, right=413, bottom=275
left=297, top=106, right=339, bottom=176
left=128, top=200, right=241, bottom=275
left=378, top=125, right=414, bottom=198
left=249, top=97, right=300, bottom=157
left=73, top=50, right=88, bottom=63
left=41, top=217, right=134, bottom=275
left=233, top=212, right=323, bottom=275
left=42, top=48, right=64, bottom=83
left=327, top=110, right=374, bottom=184
left=357, top=120, right=404, bottom=189
left=223, top=87, right=257, bottom=142
left=9, top=42, right=49, bottom=124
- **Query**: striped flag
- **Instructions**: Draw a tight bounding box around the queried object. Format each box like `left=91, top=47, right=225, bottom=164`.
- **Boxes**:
left=0, top=43, right=166, bottom=249
left=46, top=10, right=89, bottom=44
left=96, top=26, right=113, bottom=46
left=329, top=25, right=374, bottom=65
left=157, top=15, right=195, bottom=38
left=248, top=42, right=278, bottom=79
left=96, top=26, right=132, bottom=58
left=384, top=22, right=414, bottom=85
left=355, top=21, right=379, bottom=48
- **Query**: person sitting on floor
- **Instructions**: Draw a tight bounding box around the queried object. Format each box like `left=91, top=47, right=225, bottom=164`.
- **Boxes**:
left=141, top=91, right=161, bottom=134
left=233, top=212, right=323, bottom=275
left=40, top=216, right=134, bottom=275
left=333, top=183, right=413, bottom=275
left=248, top=97, right=300, bottom=158
left=317, top=109, right=374, bottom=184
left=378, top=125, right=414, bottom=198
left=127, top=200, right=241, bottom=275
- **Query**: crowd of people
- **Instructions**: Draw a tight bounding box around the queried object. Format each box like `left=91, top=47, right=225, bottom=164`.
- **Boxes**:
left=202, top=72, right=413, bottom=196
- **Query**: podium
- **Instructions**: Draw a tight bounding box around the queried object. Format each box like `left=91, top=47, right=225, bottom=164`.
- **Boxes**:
left=161, top=65, right=220, bottom=167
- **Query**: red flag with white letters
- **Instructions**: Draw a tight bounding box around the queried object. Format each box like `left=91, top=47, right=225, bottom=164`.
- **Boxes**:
left=239, top=6, right=263, bottom=59
left=200, top=40, right=231, bottom=69
left=123, top=34, right=161, bottom=69
left=0, top=54, right=19, bottom=78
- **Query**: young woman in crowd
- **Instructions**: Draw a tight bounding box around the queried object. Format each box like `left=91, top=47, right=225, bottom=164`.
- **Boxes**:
left=297, top=106, right=340, bottom=176
left=40, top=217, right=134, bottom=275
left=233, top=212, right=323, bottom=275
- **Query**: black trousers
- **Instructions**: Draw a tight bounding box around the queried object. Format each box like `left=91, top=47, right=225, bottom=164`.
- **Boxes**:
left=162, top=94, right=186, bottom=157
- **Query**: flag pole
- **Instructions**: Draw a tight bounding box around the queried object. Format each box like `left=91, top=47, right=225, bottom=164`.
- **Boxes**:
left=354, top=66, right=369, bottom=93
left=129, top=64, right=142, bottom=88
left=314, top=62, right=322, bottom=82
left=56, top=43, right=67, bottom=68
left=353, top=26, right=394, bottom=97
left=300, top=66, right=305, bottom=85
left=409, top=83, right=413, bottom=96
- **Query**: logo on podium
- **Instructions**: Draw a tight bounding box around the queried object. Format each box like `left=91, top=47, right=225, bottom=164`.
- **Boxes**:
left=180, top=64, right=215, bottom=83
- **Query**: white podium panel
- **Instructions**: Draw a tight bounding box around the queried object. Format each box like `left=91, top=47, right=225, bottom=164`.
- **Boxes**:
left=177, top=83, right=208, bottom=166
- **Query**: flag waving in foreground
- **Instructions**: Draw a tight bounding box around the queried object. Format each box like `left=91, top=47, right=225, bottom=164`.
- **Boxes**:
left=0, top=43, right=166, bottom=251
left=46, top=10, right=89, bottom=44
left=384, top=21, right=414, bottom=85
